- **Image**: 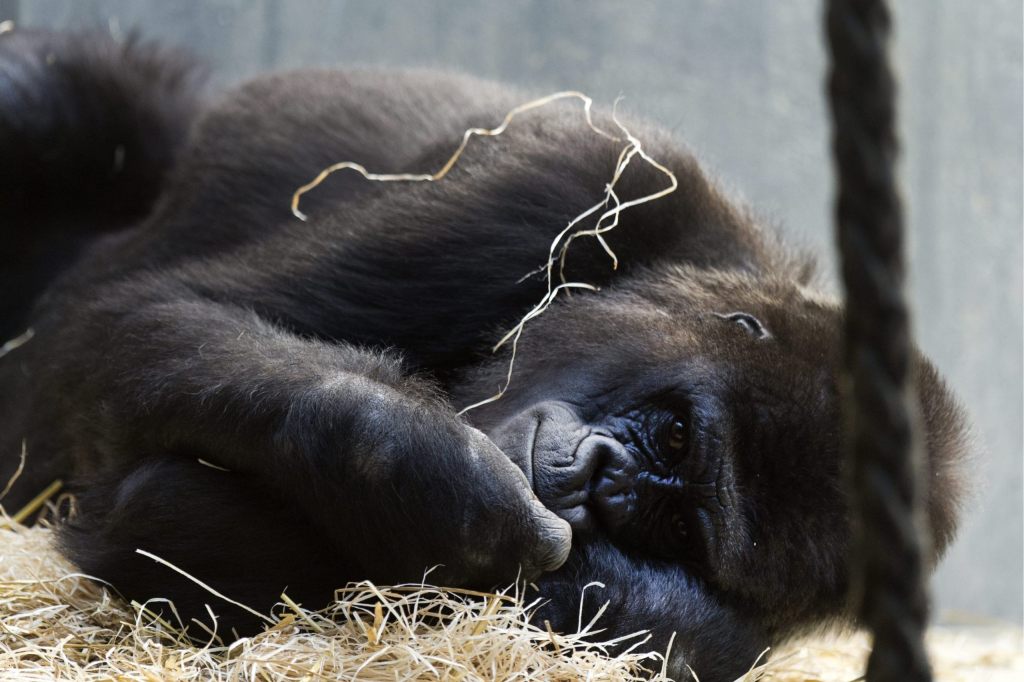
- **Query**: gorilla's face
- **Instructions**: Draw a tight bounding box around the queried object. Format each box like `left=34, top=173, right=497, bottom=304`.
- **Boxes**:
left=458, top=265, right=963, bottom=617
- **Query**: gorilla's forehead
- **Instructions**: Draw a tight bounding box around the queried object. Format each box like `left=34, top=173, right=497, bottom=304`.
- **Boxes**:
left=459, top=273, right=842, bottom=430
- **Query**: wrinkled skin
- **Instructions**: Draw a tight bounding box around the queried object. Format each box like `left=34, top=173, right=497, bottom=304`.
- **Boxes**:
left=0, top=30, right=969, bottom=681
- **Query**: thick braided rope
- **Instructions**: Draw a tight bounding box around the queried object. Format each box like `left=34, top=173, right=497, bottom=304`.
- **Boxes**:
left=825, top=1, right=932, bottom=681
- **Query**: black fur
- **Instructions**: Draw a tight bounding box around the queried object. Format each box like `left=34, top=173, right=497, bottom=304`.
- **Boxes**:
left=0, top=29, right=200, bottom=339
left=0, top=30, right=968, bottom=681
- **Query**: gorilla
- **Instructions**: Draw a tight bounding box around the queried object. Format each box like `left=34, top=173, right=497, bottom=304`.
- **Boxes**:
left=0, top=30, right=968, bottom=681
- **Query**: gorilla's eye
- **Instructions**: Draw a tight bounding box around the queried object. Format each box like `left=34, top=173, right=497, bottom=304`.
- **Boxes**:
left=667, top=418, right=687, bottom=451
left=715, top=311, right=770, bottom=339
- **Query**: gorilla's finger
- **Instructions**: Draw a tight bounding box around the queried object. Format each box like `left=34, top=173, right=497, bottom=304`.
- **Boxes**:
left=464, top=427, right=572, bottom=575
left=524, top=495, right=573, bottom=572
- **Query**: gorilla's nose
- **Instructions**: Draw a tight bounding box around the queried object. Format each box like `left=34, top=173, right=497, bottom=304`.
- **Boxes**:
left=586, top=437, right=638, bottom=534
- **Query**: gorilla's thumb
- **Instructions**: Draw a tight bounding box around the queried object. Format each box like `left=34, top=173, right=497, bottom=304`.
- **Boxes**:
left=526, top=498, right=573, bottom=572
left=465, top=426, right=572, bottom=574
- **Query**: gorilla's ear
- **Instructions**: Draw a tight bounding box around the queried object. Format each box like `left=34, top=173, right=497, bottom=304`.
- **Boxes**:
left=915, top=353, right=972, bottom=563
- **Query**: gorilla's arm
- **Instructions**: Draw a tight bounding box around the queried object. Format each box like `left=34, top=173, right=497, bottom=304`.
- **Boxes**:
left=535, top=538, right=768, bottom=682
left=28, top=277, right=569, bottom=592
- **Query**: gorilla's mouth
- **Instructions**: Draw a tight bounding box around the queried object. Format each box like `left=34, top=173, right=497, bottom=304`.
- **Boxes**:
left=488, top=403, right=602, bottom=531
left=531, top=430, right=603, bottom=531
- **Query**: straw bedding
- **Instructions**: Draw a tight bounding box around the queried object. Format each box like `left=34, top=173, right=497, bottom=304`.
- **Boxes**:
left=1, top=518, right=1020, bottom=681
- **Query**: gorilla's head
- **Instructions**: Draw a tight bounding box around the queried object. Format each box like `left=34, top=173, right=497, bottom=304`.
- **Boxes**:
left=457, top=262, right=968, bottom=626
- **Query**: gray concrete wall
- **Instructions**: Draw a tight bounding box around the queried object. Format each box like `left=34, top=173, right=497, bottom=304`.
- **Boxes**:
left=6, top=0, right=1021, bottom=625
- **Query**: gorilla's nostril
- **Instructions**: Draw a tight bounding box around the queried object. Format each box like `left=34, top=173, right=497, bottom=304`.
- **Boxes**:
left=592, top=475, right=635, bottom=532
left=589, top=443, right=638, bottom=534
left=592, top=469, right=629, bottom=498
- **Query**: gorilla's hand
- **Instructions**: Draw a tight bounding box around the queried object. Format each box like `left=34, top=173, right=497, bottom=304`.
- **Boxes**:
left=304, top=387, right=573, bottom=586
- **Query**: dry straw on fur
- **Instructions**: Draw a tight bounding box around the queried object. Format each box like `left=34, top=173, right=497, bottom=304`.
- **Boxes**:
left=290, top=91, right=678, bottom=414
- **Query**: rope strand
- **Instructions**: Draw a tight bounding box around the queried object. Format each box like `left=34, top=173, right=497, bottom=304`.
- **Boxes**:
left=826, top=2, right=933, bottom=681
